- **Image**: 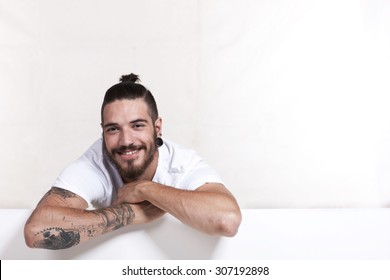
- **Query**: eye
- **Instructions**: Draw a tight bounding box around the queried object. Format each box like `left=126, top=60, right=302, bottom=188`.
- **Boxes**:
left=105, top=126, right=118, bottom=134
left=133, top=123, right=146, bottom=130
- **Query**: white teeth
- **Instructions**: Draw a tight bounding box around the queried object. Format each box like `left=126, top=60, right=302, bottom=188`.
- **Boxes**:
left=123, top=150, right=137, bottom=155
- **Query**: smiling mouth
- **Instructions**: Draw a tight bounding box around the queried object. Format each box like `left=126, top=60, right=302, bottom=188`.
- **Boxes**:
left=120, top=150, right=138, bottom=156
left=114, top=144, right=146, bottom=160
left=117, top=149, right=140, bottom=159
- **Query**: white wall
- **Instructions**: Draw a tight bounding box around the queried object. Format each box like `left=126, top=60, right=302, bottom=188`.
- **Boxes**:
left=1, top=0, right=390, bottom=209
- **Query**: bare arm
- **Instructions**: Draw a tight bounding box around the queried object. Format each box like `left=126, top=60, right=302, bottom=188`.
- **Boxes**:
left=24, top=187, right=165, bottom=250
left=113, top=182, right=242, bottom=237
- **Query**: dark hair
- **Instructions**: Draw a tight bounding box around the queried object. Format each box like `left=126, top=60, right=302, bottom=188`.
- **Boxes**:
left=100, top=73, right=159, bottom=123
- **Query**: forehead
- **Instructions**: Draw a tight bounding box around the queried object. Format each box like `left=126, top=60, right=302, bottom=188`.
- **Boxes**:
left=102, top=99, right=151, bottom=123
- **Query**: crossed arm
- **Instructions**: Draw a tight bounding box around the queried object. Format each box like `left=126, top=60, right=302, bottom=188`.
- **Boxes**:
left=24, top=183, right=241, bottom=250
left=114, top=181, right=241, bottom=237
left=24, top=187, right=164, bottom=249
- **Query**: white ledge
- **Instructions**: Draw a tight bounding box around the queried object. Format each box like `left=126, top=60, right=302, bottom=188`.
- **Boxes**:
left=1, top=208, right=390, bottom=259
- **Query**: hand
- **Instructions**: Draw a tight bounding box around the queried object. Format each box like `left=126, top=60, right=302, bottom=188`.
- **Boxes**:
left=113, top=181, right=166, bottom=224
left=113, top=180, right=150, bottom=205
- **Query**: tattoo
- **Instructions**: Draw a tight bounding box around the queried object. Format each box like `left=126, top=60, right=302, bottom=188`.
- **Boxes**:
left=49, top=187, right=77, bottom=198
left=38, top=187, right=77, bottom=205
left=34, top=228, right=80, bottom=250
left=31, top=197, right=134, bottom=249
left=84, top=227, right=98, bottom=238
left=94, top=203, right=135, bottom=232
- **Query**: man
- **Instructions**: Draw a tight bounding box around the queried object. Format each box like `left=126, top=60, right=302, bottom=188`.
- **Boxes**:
left=24, top=73, right=241, bottom=250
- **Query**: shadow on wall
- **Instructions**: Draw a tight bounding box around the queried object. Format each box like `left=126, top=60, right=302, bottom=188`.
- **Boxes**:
left=2, top=210, right=221, bottom=260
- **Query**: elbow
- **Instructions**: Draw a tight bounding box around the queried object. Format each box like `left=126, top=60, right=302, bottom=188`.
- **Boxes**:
left=24, top=210, right=81, bottom=250
left=24, top=218, right=37, bottom=248
left=24, top=209, right=45, bottom=249
left=218, top=209, right=242, bottom=237
left=23, top=207, right=51, bottom=248
left=24, top=207, right=47, bottom=249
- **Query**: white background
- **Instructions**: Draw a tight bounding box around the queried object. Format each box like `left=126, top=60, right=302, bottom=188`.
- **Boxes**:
left=1, top=0, right=390, bottom=209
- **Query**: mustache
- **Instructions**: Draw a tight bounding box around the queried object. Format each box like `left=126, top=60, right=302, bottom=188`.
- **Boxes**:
left=113, top=144, right=147, bottom=153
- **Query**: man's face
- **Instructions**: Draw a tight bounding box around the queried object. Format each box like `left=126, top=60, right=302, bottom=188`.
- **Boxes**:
left=102, top=99, right=161, bottom=182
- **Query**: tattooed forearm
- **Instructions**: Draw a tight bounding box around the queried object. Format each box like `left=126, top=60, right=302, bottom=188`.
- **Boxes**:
left=94, top=203, right=135, bottom=232
left=27, top=203, right=135, bottom=249
left=33, top=228, right=80, bottom=250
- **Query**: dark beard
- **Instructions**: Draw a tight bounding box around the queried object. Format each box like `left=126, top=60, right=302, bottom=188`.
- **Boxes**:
left=103, top=139, right=157, bottom=183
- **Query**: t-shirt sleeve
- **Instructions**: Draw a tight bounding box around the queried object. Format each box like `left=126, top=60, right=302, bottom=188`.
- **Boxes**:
left=52, top=158, right=109, bottom=208
left=178, top=159, right=225, bottom=191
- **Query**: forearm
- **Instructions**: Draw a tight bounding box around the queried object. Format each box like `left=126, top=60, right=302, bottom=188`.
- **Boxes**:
left=24, top=203, right=135, bottom=249
left=139, top=183, right=241, bottom=237
left=25, top=202, right=166, bottom=250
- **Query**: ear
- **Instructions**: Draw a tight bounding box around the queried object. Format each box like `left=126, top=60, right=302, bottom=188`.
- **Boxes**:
left=154, top=117, right=162, bottom=136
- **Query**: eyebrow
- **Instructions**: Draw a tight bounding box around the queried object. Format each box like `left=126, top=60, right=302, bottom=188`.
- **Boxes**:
left=102, top=119, right=149, bottom=128
left=130, top=118, right=149, bottom=124
left=102, top=122, right=118, bottom=129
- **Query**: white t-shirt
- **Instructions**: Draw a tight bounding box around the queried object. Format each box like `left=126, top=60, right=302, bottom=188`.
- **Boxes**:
left=53, top=138, right=224, bottom=209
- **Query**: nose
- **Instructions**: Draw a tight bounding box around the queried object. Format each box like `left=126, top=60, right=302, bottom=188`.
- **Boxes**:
left=118, top=127, right=135, bottom=147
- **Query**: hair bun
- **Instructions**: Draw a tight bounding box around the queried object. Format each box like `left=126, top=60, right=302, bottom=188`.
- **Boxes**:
left=120, top=73, right=140, bottom=83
